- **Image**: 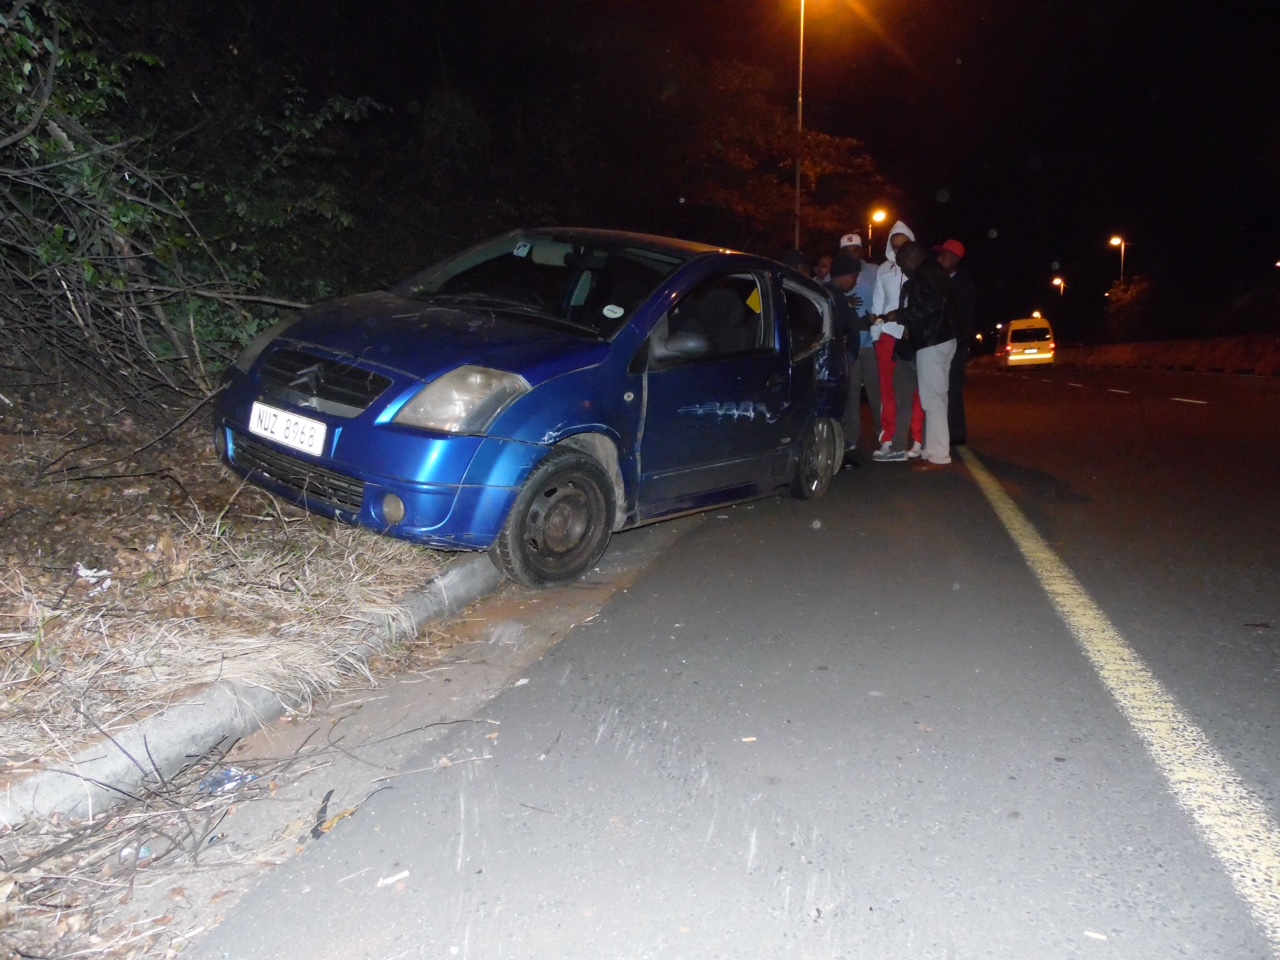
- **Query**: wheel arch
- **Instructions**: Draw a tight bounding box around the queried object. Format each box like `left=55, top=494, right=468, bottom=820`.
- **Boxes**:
left=555, top=432, right=627, bottom=531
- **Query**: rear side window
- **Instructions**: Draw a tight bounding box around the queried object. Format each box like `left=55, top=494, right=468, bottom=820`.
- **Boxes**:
left=782, top=284, right=826, bottom=359
left=1010, top=327, right=1052, bottom=343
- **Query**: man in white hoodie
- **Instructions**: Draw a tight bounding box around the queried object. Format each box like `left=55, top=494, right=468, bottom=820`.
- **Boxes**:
left=869, top=221, right=925, bottom=461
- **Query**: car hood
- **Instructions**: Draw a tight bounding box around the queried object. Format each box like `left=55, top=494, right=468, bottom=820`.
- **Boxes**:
left=277, top=292, right=610, bottom=386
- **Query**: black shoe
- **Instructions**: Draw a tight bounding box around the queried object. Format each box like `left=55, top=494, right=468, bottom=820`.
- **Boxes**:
left=842, top=449, right=861, bottom=469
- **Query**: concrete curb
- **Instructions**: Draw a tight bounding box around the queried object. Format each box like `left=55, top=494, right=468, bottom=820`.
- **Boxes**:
left=0, top=552, right=506, bottom=829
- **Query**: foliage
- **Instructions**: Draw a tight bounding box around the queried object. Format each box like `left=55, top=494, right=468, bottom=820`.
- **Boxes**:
left=1103, top=276, right=1156, bottom=342
left=678, top=61, right=885, bottom=253
left=0, top=1, right=376, bottom=412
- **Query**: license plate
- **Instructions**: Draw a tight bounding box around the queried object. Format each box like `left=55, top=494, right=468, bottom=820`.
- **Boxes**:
left=248, top=401, right=327, bottom=456
left=1023, top=348, right=1040, bottom=353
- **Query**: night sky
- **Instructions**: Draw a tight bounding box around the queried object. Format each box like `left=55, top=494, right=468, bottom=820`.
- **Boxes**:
left=270, top=0, right=1278, bottom=336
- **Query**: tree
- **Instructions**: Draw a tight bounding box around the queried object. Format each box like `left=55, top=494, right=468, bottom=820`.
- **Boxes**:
left=1104, top=276, right=1156, bottom=342
left=0, top=1, right=376, bottom=412
left=680, top=61, right=886, bottom=253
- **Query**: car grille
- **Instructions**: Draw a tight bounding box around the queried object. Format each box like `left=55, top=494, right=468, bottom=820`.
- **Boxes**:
left=233, top=434, right=365, bottom=513
left=260, top=348, right=392, bottom=415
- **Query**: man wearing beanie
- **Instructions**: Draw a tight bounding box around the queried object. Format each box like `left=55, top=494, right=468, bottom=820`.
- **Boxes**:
left=837, top=233, right=881, bottom=459
left=824, top=251, right=865, bottom=467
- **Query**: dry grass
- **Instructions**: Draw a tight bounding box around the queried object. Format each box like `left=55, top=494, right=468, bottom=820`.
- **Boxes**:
left=0, top=387, right=472, bottom=958
left=0, top=736, right=338, bottom=959
left=2, top=492, right=448, bottom=762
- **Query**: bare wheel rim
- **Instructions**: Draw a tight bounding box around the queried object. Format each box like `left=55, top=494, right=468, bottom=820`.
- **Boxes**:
left=522, top=474, right=604, bottom=572
left=804, top=419, right=836, bottom=493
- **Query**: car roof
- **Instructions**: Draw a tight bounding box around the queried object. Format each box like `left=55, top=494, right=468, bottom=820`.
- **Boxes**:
left=1010, top=317, right=1053, bottom=325
left=523, top=227, right=729, bottom=261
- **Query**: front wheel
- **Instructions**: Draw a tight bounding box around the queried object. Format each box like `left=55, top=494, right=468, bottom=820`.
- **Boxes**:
left=792, top=417, right=839, bottom=499
left=490, top=448, right=615, bottom=587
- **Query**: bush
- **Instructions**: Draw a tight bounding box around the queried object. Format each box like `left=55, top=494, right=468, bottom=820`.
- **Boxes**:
left=0, top=1, right=375, bottom=412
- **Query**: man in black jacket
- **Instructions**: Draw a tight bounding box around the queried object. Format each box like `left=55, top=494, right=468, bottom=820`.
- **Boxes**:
left=886, top=241, right=957, bottom=468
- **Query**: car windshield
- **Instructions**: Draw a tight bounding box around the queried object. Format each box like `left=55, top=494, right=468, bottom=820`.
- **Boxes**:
left=1010, top=327, right=1052, bottom=343
left=394, top=233, right=684, bottom=339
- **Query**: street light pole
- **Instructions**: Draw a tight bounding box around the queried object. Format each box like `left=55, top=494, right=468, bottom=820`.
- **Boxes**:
left=868, top=208, right=887, bottom=255
left=1110, top=235, right=1126, bottom=285
left=793, top=0, right=806, bottom=251
left=1052, top=277, right=1066, bottom=296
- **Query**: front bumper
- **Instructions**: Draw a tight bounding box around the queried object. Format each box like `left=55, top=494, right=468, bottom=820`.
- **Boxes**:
left=214, top=418, right=548, bottom=551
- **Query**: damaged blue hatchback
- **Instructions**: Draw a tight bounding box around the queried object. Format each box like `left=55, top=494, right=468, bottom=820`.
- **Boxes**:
left=213, top=228, right=848, bottom=586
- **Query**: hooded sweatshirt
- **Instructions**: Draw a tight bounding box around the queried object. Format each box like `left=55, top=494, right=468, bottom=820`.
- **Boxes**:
left=870, top=220, right=915, bottom=318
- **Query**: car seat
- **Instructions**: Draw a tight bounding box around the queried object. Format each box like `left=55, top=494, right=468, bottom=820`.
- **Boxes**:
left=696, top=287, right=749, bottom=353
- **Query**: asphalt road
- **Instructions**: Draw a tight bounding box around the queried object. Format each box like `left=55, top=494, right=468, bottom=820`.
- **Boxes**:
left=193, top=366, right=1280, bottom=960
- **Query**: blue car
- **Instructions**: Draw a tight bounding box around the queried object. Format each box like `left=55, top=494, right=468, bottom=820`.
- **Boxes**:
left=213, top=228, right=848, bottom=586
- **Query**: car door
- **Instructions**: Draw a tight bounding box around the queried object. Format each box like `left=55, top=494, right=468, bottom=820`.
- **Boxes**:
left=634, top=270, right=795, bottom=516
left=779, top=276, right=831, bottom=422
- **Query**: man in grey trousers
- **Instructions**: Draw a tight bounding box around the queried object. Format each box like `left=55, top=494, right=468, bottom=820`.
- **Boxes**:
left=885, top=241, right=958, bottom=468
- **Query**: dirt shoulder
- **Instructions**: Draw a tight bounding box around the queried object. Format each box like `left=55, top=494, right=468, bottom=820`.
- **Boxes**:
left=0, top=386, right=452, bottom=771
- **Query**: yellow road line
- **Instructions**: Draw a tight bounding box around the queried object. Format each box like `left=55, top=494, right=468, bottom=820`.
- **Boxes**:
left=959, top=446, right=1280, bottom=955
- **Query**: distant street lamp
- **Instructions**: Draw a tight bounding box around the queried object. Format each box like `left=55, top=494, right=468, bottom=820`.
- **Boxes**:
left=1110, top=235, right=1126, bottom=285
left=1052, top=277, right=1066, bottom=296
left=793, top=0, right=807, bottom=250
left=868, top=208, right=887, bottom=252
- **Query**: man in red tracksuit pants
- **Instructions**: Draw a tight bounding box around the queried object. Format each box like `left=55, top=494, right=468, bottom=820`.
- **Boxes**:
left=869, top=221, right=924, bottom=462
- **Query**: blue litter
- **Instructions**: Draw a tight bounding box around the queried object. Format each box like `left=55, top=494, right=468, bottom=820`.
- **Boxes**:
left=198, top=767, right=258, bottom=794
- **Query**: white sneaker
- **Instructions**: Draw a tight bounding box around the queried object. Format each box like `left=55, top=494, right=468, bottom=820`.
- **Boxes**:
left=906, top=441, right=923, bottom=459
left=872, top=445, right=907, bottom=462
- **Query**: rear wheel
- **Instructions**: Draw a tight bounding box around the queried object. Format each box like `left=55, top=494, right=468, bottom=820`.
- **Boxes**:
left=792, top=417, right=838, bottom=499
left=490, top=448, right=615, bottom=587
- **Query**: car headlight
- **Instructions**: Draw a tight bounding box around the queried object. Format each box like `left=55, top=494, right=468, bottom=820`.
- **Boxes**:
left=393, top=365, right=531, bottom=434
left=232, top=318, right=298, bottom=373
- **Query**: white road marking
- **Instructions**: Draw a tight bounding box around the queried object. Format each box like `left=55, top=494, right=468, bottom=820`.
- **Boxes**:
left=1172, top=397, right=1209, bottom=404
left=1068, top=382, right=1084, bottom=387
left=959, top=446, right=1280, bottom=955
left=1107, top=388, right=1131, bottom=394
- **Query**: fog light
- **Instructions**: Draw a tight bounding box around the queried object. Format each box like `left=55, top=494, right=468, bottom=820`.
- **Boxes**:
left=382, top=493, right=406, bottom=525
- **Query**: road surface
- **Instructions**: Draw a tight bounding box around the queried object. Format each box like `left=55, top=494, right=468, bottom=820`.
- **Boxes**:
left=192, top=366, right=1280, bottom=960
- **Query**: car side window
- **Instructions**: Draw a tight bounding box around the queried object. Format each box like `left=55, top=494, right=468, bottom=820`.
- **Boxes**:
left=782, top=283, right=826, bottom=360
left=650, top=273, right=770, bottom=365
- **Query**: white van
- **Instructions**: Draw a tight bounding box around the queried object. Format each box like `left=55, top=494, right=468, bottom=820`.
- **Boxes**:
left=997, top=317, right=1055, bottom=367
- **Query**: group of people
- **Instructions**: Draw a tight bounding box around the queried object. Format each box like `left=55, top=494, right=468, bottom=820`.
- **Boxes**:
left=786, top=223, right=976, bottom=470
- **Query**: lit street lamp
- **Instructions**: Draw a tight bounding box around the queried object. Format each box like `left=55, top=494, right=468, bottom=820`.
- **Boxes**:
left=868, top=208, right=887, bottom=251
left=793, top=0, right=807, bottom=250
left=1052, top=277, right=1066, bottom=296
left=1110, top=235, right=1126, bottom=285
